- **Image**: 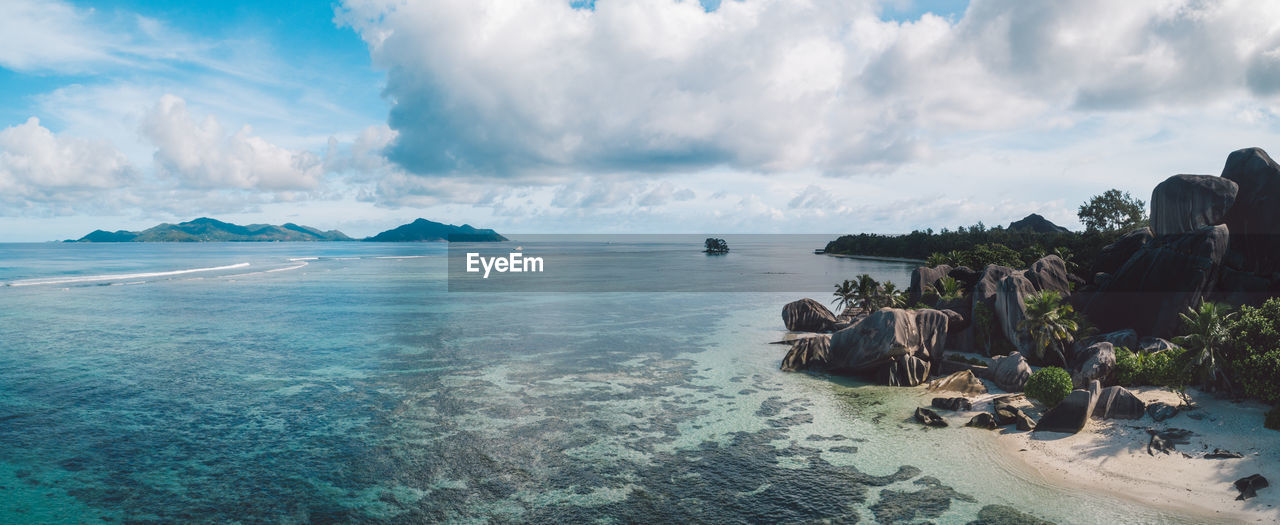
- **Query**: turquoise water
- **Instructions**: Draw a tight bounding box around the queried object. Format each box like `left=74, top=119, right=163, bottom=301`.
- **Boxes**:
left=0, top=239, right=1210, bottom=523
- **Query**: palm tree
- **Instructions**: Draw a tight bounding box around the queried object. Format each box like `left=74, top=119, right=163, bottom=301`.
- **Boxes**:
left=931, top=276, right=963, bottom=301
left=1018, top=290, right=1077, bottom=367
left=1173, top=299, right=1236, bottom=392
left=854, top=274, right=880, bottom=313
left=1052, top=246, right=1078, bottom=272
left=832, top=279, right=857, bottom=315
left=881, top=282, right=906, bottom=308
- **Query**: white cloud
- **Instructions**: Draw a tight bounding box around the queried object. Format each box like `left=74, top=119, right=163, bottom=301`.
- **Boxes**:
left=140, top=95, right=326, bottom=191
left=337, top=0, right=1280, bottom=181
left=0, top=117, right=136, bottom=215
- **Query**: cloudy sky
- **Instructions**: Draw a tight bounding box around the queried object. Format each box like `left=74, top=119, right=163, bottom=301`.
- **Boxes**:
left=2, top=0, right=1280, bottom=241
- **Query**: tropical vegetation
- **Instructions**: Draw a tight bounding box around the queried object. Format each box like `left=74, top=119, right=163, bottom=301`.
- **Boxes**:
left=704, top=238, right=729, bottom=254
left=1018, top=291, right=1078, bottom=367
left=1025, top=367, right=1073, bottom=407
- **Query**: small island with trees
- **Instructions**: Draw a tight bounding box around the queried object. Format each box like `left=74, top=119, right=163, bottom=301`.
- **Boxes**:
left=704, top=238, right=730, bottom=254
left=776, top=146, right=1280, bottom=517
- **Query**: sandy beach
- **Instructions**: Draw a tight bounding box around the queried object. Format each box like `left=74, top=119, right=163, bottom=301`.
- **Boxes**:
left=974, top=386, right=1280, bottom=523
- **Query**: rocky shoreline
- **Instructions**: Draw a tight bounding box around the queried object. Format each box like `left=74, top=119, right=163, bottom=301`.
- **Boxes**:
left=775, top=147, right=1280, bottom=520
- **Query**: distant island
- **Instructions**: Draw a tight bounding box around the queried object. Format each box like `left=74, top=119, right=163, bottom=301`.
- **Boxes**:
left=364, top=218, right=506, bottom=242
left=73, top=217, right=505, bottom=242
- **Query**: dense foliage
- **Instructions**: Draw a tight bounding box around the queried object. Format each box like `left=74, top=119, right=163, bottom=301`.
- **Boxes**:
left=1025, top=367, right=1073, bottom=407
left=1019, top=291, right=1077, bottom=367
left=704, top=238, right=729, bottom=254
left=1077, top=189, right=1148, bottom=233
left=831, top=274, right=905, bottom=314
left=1174, top=300, right=1236, bottom=391
left=1114, top=346, right=1190, bottom=387
left=1222, top=298, right=1280, bottom=403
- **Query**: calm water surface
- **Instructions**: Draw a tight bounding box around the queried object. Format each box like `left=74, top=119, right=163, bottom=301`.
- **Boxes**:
left=0, top=238, right=1209, bottom=523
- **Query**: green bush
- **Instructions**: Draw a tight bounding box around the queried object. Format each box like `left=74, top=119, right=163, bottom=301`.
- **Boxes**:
left=1114, top=346, right=1191, bottom=388
left=1224, top=298, right=1280, bottom=403
left=1235, top=349, right=1280, bottom=404
left=1025, top=367, right=1073, bottom=407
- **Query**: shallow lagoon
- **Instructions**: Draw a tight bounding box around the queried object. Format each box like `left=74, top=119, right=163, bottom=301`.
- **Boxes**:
left=0, top=239, right=1214, bottom=523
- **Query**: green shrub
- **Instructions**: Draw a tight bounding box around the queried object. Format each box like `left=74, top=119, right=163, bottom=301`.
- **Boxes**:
left=1235, top=349, right=1280, bottom=404
left=1267, top=406, right=1280, bottom=431
left=1025, top=367, right=1073, bottom=407
left=1224, top=298, right=1280, bottom=403
left=1114, top=346, right=1190, bottom=388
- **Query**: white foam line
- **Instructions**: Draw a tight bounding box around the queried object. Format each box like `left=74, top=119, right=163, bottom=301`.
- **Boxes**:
left=375, top=255, right=429, bottom=259
left=6, top=262, right=251, bottom=287
left=266, top=262, right=308, bottom=273
left=289, top=257, right=319, bottom=261
left=332, top=257, right=360, bottom=260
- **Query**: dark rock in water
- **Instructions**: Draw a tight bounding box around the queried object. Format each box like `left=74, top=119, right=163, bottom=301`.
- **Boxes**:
left=870, top=476, right=976, bottom=523
left=1205, top=449, right=1243, bottom=459
left=966, top=504, right=1057, bottom=525
left=1147, top=402, right=1179, bottom=422
left=1091, top=227, right=1153, bottom=279
left=990, top=351, right=1031, bottom=392
left=948, top=266, right=981, bottom=287
left=1221, top=147, right=1280, bottom=275
left=926, top=370, right=988, bottom=396
left=1235, top=474, right=1269, bottom=501
left=1008, top=213, right=1069, bottom=234
left=1035, top=381, right=1101, bottom=434
left=883, top=354, right=931, bottom=387
left=780, top=335, right=831, bottom=372
left=966, top=412, right=999, bottom=430
left=1025, top=255, right=1073, bottom=295
left=1147, top=428, right=1193, bottom=455
left=781, top=298, right=837, bottom=332
left=914, top=407, right=948, bottom=427
left=1150, top=174, right=1238, bottom=236
left=995, top=272, right=1039, bottom=359
left=1138, top=336, right=1178, bottom=354
left=1092, top=386, right=1145, bottom=419
left=909, top=264, right=954, bottom=306
left=932, top=397, right=973, bottom=411
left=1069, top=342, right=1116, bottom=388
left=1084, top=224, right=1230, bottom=337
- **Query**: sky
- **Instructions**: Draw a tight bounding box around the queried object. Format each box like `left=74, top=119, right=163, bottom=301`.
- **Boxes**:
left=2, top=0, right=1280, bottom=241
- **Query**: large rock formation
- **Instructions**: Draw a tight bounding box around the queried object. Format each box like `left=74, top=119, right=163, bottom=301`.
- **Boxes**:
left=990, top=351, right=1032, bottom=392
left=1090, top=227, right=1153, bottom=279
left=994, top=272, right=1038, bottom=359
left=1084, top=224, right=1230, bottom=336
left=782, top=298, right=837, bottom=332
left=782, top=308, right=948, bottom=386
left=1069, top=342, right=1117, bottom=388
left=1150, top=174, right=1238, bottom=236
left=1092, top=386, right=1145, bottom=419
left=779, top=335, right=831, bottom=372
left=1025, top=255, right=1072, bottom=296
left=1035, top=381, right=1101, bottom=434
left=926, top=370, right=987, bottom=396
left=1221, top=147, right=1280, bottom=275
left=909, top=264, right=953, bottom=306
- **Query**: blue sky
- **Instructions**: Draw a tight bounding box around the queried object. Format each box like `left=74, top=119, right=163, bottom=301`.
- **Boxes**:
left=1, top=0, right=1279, bottom=241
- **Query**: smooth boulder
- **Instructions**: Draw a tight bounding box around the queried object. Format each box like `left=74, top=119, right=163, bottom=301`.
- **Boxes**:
left=782, top=298, right=837, bottom=332
left=994, top=273, right=1039, bottom=359
left=932, top=397, right=973, bottom=411
left=1025, top=255, right=1072, bottom=296
left=1035, top=381, right=1101, bottom=434
left=1147, top=402, right=1179, bottom=422
left=1092, top=386, right=1145, bottom=419
left=909, top=264, right=954, bottom=306
left=780, top=335, right=831, bottom=372
left=883, top=354, right=931, bottom=387
left=1138, top=337, right=1177, bottom=354
left=1235, top=474, right=1270, bottom=501
left=966, top=413, right=998, bottom=430
left=990, top=351, right=1032, bottom=392
left=914, top=407, right=948, bottom=427
left=1221, top=147, right=1280, bottom=274
left=1150, top=174, right=1238, bottom=236
left=1069, top=342, right=1116, bottom=388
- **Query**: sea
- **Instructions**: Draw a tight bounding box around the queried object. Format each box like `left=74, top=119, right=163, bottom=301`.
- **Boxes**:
left=0, top=236, right=1210, bottom=523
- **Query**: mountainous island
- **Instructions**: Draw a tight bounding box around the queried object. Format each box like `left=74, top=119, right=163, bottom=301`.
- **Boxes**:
left=73, top=217, right=505, bottom=242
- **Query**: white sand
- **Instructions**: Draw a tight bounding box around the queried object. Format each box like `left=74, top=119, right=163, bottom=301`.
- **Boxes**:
left=987, top=386, right=1280, bottom=523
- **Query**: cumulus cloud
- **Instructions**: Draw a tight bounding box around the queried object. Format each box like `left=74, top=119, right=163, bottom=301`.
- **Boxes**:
left=0, top=118, right=137, bottom=215
left=337, top=0, right=1280, bottom=181
left=140, top=95, right=326, bottom=191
